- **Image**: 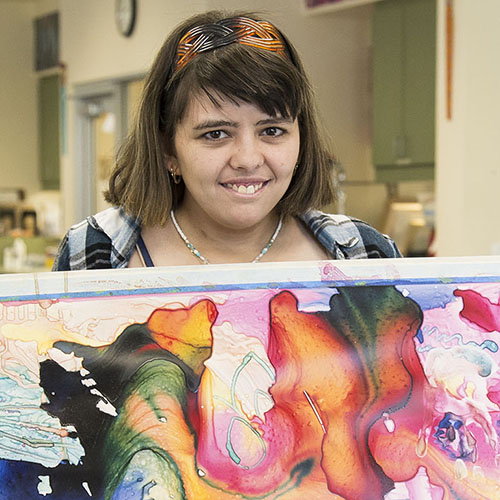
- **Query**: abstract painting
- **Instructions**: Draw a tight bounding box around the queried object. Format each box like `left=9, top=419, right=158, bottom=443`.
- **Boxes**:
left=0, top=257, right=499, bottom=499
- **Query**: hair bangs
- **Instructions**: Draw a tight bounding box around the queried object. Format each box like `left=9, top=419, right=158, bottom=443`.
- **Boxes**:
left=183, top=43, right=304, bottom=120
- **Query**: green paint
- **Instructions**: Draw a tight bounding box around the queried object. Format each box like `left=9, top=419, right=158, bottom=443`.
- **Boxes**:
left=103, top=360, right=191, bottom=500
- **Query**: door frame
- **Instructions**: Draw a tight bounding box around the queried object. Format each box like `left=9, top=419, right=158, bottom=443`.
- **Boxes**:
left=72, top=75, right=142, bottom=222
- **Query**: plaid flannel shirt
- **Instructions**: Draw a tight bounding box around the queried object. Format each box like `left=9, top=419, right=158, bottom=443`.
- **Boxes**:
left=53, top=207, right=401, bottom=271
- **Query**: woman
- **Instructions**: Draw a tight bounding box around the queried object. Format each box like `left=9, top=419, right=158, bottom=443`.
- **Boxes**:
left=53, top=10, right=400, bottom=271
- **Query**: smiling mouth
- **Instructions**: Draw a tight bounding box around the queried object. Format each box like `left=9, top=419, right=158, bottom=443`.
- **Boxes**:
left=223, top=182, right=265, bottom=194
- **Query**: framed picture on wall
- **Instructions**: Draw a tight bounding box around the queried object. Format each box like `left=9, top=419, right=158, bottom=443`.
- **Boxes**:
left=303, top=0, right=382, bottom=14
left=34, top=11, right=59, bottom=71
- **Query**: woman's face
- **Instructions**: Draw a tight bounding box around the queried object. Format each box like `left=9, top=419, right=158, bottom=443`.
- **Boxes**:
left=167, top=93, right=300, bottom=230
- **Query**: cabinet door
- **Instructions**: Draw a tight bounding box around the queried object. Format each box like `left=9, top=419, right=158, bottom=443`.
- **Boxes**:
left=403, top=0, right=436, bottom=166
left=372, top=0, right=404, bottom=167
left=372, top=0, right=436, bottom=182
left=38, top=74, right=61, bottom=190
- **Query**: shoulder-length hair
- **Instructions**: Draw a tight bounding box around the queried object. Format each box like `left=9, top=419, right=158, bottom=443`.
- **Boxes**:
left=105, top=10, right=335, bottom=226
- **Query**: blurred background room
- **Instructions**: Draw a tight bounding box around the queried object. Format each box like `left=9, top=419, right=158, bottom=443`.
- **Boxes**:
left=0, top=0, right=499, bottom=272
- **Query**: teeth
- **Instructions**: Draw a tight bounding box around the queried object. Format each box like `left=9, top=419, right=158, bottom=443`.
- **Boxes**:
left=227, top=183, right=263, bottom=194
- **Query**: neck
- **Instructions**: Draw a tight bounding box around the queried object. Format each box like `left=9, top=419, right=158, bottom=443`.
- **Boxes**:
left=172, top=206, right=283, bottom=264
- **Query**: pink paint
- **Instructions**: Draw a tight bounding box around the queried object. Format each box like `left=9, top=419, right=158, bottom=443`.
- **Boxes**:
left=454, top=288, right=500, bottom=332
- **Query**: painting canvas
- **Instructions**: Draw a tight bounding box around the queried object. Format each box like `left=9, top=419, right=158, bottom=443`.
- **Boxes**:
left=0, top=257, right=499, bottom=499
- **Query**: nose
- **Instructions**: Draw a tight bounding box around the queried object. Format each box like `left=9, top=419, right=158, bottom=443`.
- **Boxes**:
left=228, top=134, right=264, bottom=170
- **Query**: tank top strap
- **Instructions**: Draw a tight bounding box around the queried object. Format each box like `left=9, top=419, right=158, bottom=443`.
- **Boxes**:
left=136, top=234, right=155, bottom=267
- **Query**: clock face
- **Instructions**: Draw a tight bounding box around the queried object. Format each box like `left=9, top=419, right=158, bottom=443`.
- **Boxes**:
left=115, top=0, right=136, bottom=37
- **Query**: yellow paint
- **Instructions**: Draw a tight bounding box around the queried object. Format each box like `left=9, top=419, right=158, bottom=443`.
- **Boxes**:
left=443, top=374, right=464, bottom=398
left=1, top=323, right=106, bottom=355
left=465, top=381, right=476, bottom=400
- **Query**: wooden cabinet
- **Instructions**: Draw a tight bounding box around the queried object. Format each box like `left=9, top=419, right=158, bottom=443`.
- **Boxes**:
left=38, top=74, right=61, bottom=190
left=372, top=0, right=436, bottom=182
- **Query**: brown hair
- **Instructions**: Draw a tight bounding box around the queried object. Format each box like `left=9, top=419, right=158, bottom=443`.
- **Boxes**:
left=105, top=10, right=335, bottom=226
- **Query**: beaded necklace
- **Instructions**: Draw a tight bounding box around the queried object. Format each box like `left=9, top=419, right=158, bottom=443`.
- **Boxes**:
left=170, top=210, right=283, bottom=264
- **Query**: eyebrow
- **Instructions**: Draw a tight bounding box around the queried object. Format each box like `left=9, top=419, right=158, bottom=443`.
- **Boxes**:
left=193, top=120, right=236, bottom=130
left=193, top=117, right=294, bottom=130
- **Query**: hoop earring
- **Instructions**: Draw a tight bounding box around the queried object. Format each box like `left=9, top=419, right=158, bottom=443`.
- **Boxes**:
left=169, top=169, right=182, bottom=185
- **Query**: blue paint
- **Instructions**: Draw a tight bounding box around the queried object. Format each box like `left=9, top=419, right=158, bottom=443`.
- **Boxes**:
left=434, top=413, right=475, bottom=461
left=1, top=276, right=500, bottom=303
left=479, top=339, right=499, bottom=353
left=419, top=326, right=499, bottom=356
left=0, top=458, right=89, bottom=499
left=415, top=328, right=424, bottom=344
left=395, top=284, right=458, bottom=310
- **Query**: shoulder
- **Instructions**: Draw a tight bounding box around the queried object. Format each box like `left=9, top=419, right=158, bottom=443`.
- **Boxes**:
left=299, top=209, right=402, bottom=259
left=52, top=207, right=141, bottom=271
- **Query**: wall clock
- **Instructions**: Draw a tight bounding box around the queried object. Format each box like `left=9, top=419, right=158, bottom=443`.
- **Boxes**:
left=115, top=0, right=136, bottom=37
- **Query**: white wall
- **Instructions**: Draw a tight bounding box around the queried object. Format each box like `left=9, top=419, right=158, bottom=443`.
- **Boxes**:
left=34, top=0, right=58, bottom=16
left=60, top=0, right=208, bottom=85
left=435, top=0, right=500, bottom=256
left=0, top=1, right=39, bottom=196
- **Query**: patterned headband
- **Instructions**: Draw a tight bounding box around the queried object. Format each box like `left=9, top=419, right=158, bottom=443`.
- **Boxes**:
left=175, top=17, right=289, bottom=73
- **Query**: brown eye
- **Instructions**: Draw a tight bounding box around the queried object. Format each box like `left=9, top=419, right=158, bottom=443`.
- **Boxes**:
left=204, top=130, right=228, bottom=140
left=263, top=127, right=284, bottom=137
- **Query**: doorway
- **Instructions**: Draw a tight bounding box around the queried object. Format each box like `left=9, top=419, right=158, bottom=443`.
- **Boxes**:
left=73, top=77, right=144, bottom=222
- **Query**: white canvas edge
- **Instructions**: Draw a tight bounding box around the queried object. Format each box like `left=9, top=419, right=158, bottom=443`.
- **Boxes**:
left=0, top=255, right=499, bottom=300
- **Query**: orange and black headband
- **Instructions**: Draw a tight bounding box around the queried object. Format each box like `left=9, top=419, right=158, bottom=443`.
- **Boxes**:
left=175, top=17, right=289, bottom=73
